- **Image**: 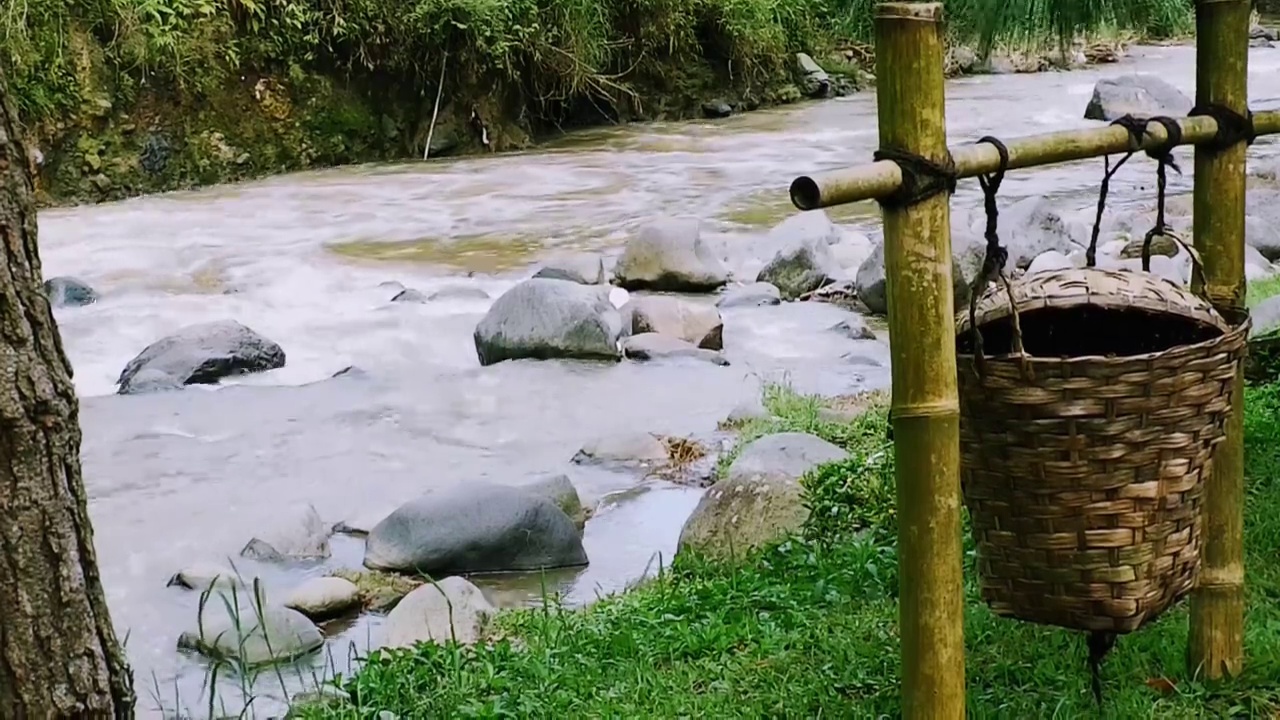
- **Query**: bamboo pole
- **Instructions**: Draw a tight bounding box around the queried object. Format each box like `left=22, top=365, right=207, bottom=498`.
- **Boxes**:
left=790, top=110, right=1280, bottom=210
left=1188, top=0, right=1250, bottom=682
left=874, top=4, right=965, bottom=718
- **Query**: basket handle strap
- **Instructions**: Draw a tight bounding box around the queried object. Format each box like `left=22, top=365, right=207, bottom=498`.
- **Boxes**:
left=1140, top=116, right=1183, bottom=271
left=1086, top=115, right=1147, bottom=269
left=969, top=137, right=1029, bottom=377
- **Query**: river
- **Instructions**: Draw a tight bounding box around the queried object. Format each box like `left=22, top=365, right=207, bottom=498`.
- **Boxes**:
left=33, top=44, right=1280, bottom=717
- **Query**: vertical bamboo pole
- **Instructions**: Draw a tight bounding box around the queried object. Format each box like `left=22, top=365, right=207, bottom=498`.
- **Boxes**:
left=1189, top=0, right=1249, bottom=681
left=875, top=4, right=965, bottom=717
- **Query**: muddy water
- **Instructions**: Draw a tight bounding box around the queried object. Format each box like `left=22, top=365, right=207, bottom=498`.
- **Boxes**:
left=34, top=45, right=1280, bottom=716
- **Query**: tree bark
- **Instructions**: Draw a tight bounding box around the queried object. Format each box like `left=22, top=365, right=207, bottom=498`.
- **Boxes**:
left=0, top=70, right=136, bottom=716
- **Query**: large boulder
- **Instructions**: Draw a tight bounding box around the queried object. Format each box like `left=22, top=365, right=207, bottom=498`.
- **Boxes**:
left=473, top=278, right=623, bottom=366
left=116, top=320, right=285, bottom=394
left=678, top=432, right=847, bottom=560
left=612, top=217, right=730, bottom=292
left=796, top=53, right=831, bottom=98
left=523, top=474, right=589, bottom=531
left=44, top=276, right=98, bottom=307
left=623, top=295, right=723, bottom=350
left=1246, top=194, right=1280, bottom=261
left=380, top=577, right=494, bottom=648
left=1083, top=75, right=1192, bottom=121
left=178, top=604, right=322, bottom=668
left=363, top=483, right=588, bottom=575
left=756, top=237, right=840, bottom=300
left=533, top=252, right=606, bottom=285
left=999, top=197, right=1089, bottom=269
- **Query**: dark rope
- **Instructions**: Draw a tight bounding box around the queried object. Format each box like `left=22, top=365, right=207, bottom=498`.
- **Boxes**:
left=1141, top=117, right=1184, bottom=272
left=1189, top=103, right=1256, bottom=153
left=873, top=147, right=958, bottom=210
left=1087, top=631, right=1118, bottom=707
left=1086, top=116, right=1147, bottom=268
left=967, top=136, right=1011, bottom=373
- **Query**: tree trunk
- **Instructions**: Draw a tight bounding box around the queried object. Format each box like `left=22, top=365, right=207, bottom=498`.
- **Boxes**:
left=0, top=70, right=136, bottom=716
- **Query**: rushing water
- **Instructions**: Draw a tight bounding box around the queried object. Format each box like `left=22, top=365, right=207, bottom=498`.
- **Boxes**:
left=32, top=44, right=1280, bottom=717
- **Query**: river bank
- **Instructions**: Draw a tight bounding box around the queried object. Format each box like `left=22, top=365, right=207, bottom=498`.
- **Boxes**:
left=287, top=380, right=1280, bottom=718
left=6, top=0, right=1192, bottom=207
left=35, top=42, right=1280, bottom=718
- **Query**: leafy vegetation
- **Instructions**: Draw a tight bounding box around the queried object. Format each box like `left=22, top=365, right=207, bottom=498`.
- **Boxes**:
left=290, top=380, right=1280, bottom=718
left=2, top=0, right=1196, bottom=203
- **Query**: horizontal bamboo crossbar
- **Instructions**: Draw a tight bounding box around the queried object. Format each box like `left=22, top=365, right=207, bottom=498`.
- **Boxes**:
left=790, top=110, right=1280, bottom=210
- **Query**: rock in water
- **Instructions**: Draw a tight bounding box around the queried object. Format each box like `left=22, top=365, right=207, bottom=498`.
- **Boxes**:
left=756, top=236, right=840, bottom=300
left=391, top=288, right=429, bottom=303
left=622, top=333, right=729, bottom=365
left=380, top=577, right=494, bottom=648
left=1083, top=75, right=1192, bottom=121
left=624, top=295, right=724, bottom=350
left=612, top=217, right=730, bottom=292
left=116, top=320, right=285, bottom=394
left=572, top=432, right=669, bottom=469
left=284, top=577, right=361, bottom=621
left=363, top=483, right=588, bottom=575
left=533, top=253, right=606, bottom=285
left=177, top=604, right=322, bottom=668
left=240, top=504, right=332, bottom=563
left=702, top=101, right=733, bottom=119
left=717, top=282, right=782, bottom=308
left=523, top=474, right=589, bottom=531
left=678, top=432, right=847, bottom=560
left=44, top=276, right=98, bottom=307
left=473, top=278, right=623, bottom=366
left=795, top=53, right=831, bottom=98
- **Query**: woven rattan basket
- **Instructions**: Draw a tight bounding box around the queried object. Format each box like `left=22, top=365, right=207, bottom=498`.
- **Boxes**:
left=955, top=266, right=1250, bottom=634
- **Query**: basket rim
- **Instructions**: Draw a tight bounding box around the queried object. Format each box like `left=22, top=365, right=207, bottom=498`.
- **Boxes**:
left=956, top=300, right=1251, bottom=365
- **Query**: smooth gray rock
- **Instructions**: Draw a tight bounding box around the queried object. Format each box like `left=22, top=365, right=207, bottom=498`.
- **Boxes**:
left=391, top=288, right=429, bottom=303
left=44, top=276, right=98, bottom=307
left=284, top=577, right=361, bottom=621
left=678, top=432, right=847, bottom=559
left=380, top=577, right=493, bottom=648
left=523, top=474, right=588, bottom=530
left=624, top=295, right=723, bottom=350
left=622, top=333, right=729, bottom=365
left=702, top=101, right=733, bottom=119
left=612, top=217, right=730, bottom=292
left=796, top=52, right=831, bottom=98
left=363, top=483, right=588, bottom=575
left=1246, top=198, right=1280, bottom=261
left=116, top=320, right=285, bottom=394
left=473, top=278, right=623, bottom=366
left=429, top=285, right=490, bottom=301
left=828, top=317, right=876, bottom=341
left=178, top=604, right=322, bottom=668
left=166, top=563, right=245, bottom=592
left=756, top=236, right=840, bottom=300
left=240, top=505, right=331, bottom=563
left=1251, top=295, right=1280, bottom=338
left=1026, top=250, right=1076, bottom=275
left=534, top=253, right=606, bottom=285
left=1084, top=75, right=1192, bottom=121
left=1000, top=197, right=1089, bottom=269
left=572, top=432, right=669, bottom=468
left=717, top=282, right=782, bottom=308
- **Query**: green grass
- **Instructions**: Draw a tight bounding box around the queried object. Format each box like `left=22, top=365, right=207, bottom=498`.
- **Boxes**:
left=290, top=379, right=1280, bottom=719
left=1248, top=275, right=1280, bottom=309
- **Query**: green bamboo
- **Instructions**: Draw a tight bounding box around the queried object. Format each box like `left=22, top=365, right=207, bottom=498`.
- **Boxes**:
left=790, top=111, right=1280, bottom=210
left=1188, top=0, right=1249, bottom=682
left=875, top=4, right=966, bottom=718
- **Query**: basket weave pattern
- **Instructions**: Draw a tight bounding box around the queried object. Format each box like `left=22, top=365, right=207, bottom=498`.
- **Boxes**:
left=956, top=268, right=1250, bottom=633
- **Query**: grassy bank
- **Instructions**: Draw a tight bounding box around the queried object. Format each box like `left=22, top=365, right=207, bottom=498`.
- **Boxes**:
left=5, top=0, right=1194, bottom=206
left=291, top=376, right=1280, bottom=718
